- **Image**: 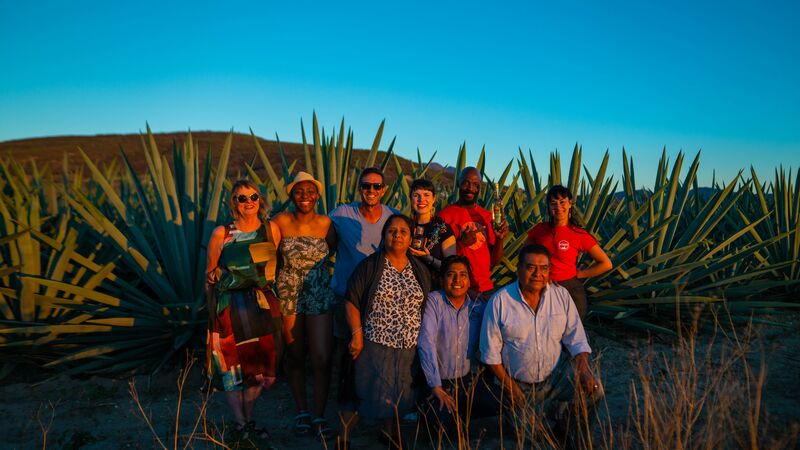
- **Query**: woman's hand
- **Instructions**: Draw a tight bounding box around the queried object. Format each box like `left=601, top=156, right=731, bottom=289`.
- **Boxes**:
left=206, top=268, right=219, bottom=286
left=408, top=239, right=430, bottom=257
left=349, top=331, right=364, bottom=360
left=431, top=386, right=457, bottom=414
left=576, top=245, right=613, bottom=279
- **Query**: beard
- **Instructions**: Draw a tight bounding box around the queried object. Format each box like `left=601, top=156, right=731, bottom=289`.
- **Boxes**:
left=459, top=191, right=477, bottom=205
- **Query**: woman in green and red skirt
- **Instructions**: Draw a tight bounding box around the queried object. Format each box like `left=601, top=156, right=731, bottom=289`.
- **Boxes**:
left=205, top=179, right=283, bottom=441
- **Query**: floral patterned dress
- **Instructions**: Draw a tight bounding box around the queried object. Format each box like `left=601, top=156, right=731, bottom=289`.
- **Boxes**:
left=276, top=236, right=335, bottom=315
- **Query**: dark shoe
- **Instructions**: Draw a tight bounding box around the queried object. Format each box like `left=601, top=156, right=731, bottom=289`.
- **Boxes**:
left=294, top=410, right=312, bottom=437
left=244, top=420, right=271, bottom=440
left=230, top=422, right=248, bottom=442
left=312, top=417, right=338, bottom=441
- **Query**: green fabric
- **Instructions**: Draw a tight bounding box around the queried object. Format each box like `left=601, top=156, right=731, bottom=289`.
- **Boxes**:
left=215, top=224, right=269, bottom=313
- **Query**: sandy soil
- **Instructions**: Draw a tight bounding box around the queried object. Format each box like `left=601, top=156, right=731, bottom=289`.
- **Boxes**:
left=2, top=317, right=799, bottom=450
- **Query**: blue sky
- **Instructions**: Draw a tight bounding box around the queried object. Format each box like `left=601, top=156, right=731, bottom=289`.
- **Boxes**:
left=1, top=0, right=798, bottom=187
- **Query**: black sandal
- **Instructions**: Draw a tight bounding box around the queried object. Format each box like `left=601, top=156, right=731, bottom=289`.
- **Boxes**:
left=312, top=417, right=338, bottom=441
left=231, top=422, right=248, bottom=441
left=294, top=410, right=312, bottom=437
left=245, top=420, right=271, bottom=440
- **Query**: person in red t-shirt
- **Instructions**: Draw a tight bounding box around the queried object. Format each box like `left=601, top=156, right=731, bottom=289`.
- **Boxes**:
left=438, top=167, right=509, bottom=297
left=524, top=185, right=612, bottom=318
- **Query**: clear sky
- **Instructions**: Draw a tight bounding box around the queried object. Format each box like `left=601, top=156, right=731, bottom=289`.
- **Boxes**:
left=1, top=0, right=798, bottom=187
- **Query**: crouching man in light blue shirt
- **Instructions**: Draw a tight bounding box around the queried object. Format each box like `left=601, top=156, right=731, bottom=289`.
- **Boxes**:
left=417, top=256, right=502, bottom=436
left=480, top=244, right=603, bottom=443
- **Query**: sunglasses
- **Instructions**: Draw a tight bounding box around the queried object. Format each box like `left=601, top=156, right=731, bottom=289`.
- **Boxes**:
left=360, top=182, right=385, bottom=191
left=235, top=193, right=260, bottom=203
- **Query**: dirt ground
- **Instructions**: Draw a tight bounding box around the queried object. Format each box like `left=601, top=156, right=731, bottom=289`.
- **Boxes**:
left=3, top=315, right=799, bottom=450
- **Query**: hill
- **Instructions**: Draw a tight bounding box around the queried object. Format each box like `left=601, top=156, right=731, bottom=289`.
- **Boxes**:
left=0, top=131, right=441, bottom=184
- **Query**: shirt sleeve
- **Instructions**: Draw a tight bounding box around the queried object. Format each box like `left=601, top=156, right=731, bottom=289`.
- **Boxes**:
left=345, top=258, right=370, bottom=310
left=436, top=208, right=459, bottom=238
left=559, top=289, right=592, bottom=356
left=438, top=219, right=455, bottom=242
left=578, top=229, right=598, bottom=252
left=479, top=294, right=504, bottom=365
left=417, top=293, right=442, bottom=388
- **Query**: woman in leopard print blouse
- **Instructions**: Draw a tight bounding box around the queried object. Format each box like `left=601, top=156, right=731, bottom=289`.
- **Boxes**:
left=344, top=214, right=432, bottom=444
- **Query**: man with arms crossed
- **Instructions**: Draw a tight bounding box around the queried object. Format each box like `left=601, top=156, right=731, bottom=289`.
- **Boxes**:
left=480, top=244, right=602, bottom=443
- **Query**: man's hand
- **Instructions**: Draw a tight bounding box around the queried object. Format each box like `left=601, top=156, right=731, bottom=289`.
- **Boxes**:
left=574, top=352, right=599, bottom=396
left=495, top=220, right=509, bottom=241
left=459, top=223, right=484, bottom=247
left=499, top=377, right=526, bottom=406
left=577, top=365, right=598, bottom=396
left=431, top=386, right=456, bottom=414
left=349, top=332, right=364, bottom=360
left=509, top=381, right=526, bottom=406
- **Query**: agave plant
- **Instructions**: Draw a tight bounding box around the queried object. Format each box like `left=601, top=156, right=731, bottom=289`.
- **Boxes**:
left=1, top=116, right=799, bottom=378
left=0, top=157, right=123, bottom=376
left=0, top=128, right=232, bottom=376
left=246, top=112, right=445, bottom=216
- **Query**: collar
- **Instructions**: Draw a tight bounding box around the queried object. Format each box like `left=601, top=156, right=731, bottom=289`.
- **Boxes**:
left=442, top=291, right=474, bottom=311
left=513, top=281, right=551, bottom=314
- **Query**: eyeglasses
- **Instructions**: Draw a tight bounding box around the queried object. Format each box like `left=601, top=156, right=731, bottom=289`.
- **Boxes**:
left=360, top=182, right=385, bottom=191
left=235, top=193, right=260, bottom=203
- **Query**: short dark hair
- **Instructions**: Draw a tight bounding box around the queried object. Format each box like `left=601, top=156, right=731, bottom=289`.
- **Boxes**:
left=440, top=255, right=472, bottom=280
left=517, top=244, right=550, bottom=266
left=359, top=167, right=384, bottom=183
left=380, top=214, right=414, bottom=244
left=410, top=178, right=436, bottom=197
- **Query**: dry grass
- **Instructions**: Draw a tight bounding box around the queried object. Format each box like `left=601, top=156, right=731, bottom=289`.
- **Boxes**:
left=10, top=309, right=769, bottom=449
left=128, top=352, right=231, bottom=449
left=413, top=308, right=799, bottom=450
left=600, top=308, right=799, bottom=450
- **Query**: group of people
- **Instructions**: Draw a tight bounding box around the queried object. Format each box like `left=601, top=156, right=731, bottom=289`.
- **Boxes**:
left=204, top=166, right=613, bottom=446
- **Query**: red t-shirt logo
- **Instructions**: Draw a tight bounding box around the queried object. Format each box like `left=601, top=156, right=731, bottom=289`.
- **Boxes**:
left=558, top=239, right=570, bottom=251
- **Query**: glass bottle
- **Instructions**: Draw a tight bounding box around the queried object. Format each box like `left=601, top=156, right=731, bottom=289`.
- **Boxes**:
left=492, top=182, right=503, bottom=228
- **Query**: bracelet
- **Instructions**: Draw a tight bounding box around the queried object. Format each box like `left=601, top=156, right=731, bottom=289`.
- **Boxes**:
left=351, top=327, right=363, bottom=336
